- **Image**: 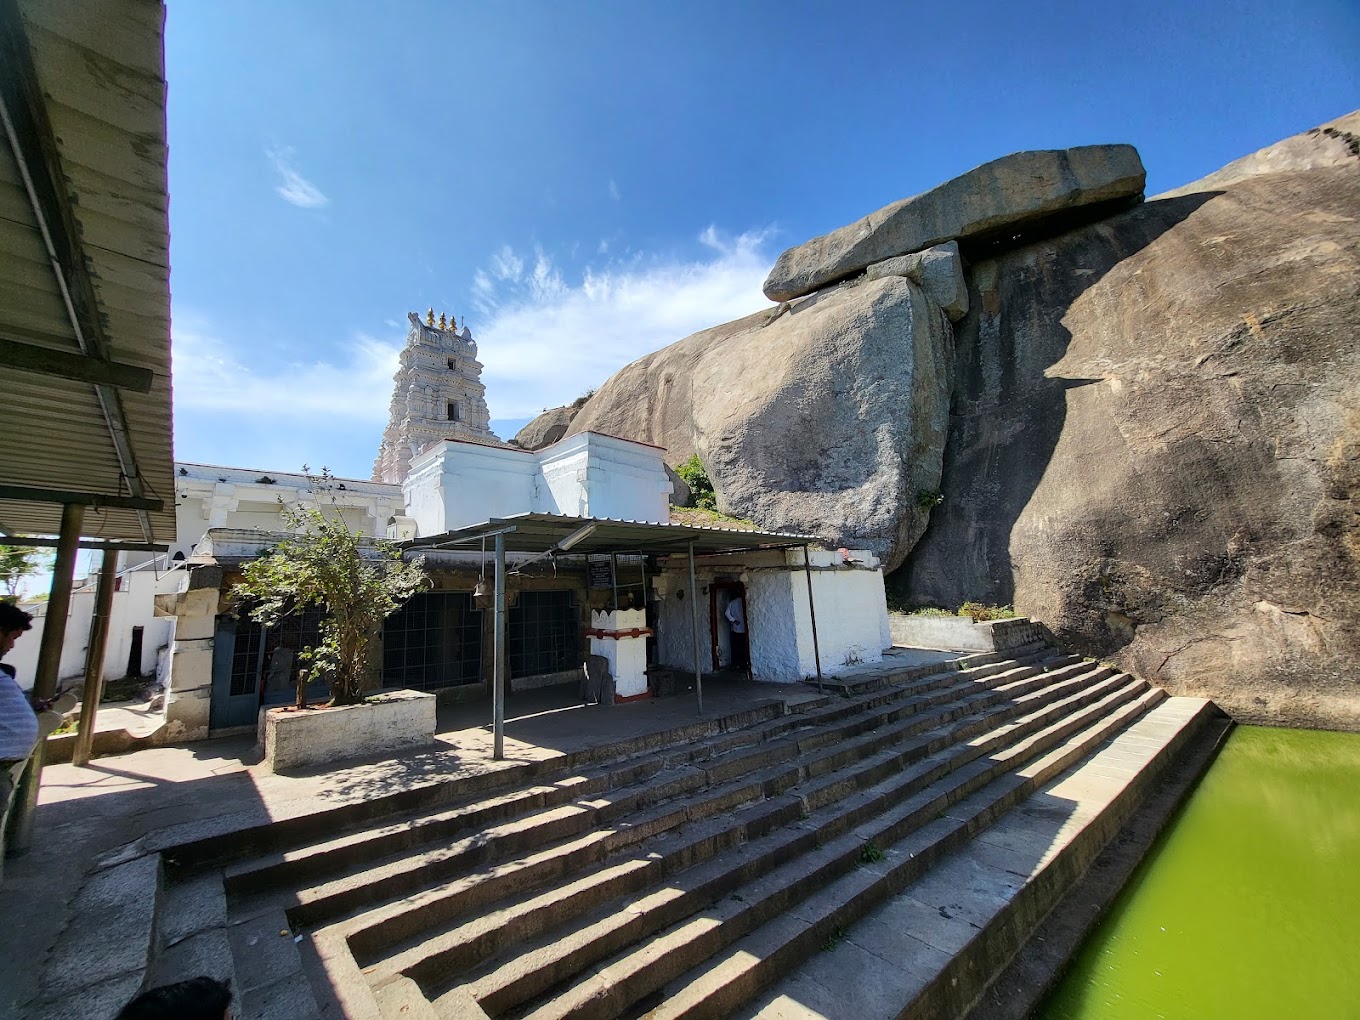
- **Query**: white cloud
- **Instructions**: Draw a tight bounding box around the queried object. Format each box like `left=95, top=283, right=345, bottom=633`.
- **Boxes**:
left=267, top=146, right=329, bottom=209
left=608, top=179, right=622, bottom=202
left=173, top=318, right=398, bottom=422
left=473, top=226, right=777, bottom=419
left=171, top=316, right=402, bottom=478
left=490, top=244, right=524, bottom=281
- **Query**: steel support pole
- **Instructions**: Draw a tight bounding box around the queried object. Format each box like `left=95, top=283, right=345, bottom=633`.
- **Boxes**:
left=492, top=532, right=506, bottom=760
left=72, top=551, right=117, bottom=767
left=32, top=502, right=84, bottom=703
left=10, top=502, right=84, bottom=853
left=688, top=541, right=703, bottom=716
left=802, top=545, right=824, bottom=694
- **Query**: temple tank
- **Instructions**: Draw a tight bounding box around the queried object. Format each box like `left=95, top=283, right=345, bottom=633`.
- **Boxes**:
left=1037, top=725, right=1360, bottom=1019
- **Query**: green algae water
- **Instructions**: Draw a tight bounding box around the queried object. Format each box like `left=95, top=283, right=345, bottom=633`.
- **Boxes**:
left=1037, top=726, right=1360, bottom=1020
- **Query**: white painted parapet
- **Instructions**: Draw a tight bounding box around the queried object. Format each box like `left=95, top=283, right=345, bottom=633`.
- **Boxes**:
left=588, top=608, right=651, bottom=699
left=404, top=431, right=673, bottom=539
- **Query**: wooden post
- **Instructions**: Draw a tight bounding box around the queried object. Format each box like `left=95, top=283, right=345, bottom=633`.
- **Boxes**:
left=72, top=550, right=118, bottom=767
left=493, top=531, right=506, bottom=760
left=10, top=502, right=84, bottom=852
left=32, top=502, right=84, bottom=703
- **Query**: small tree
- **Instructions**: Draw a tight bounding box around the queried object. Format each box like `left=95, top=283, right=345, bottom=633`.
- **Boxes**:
left=232, top=482, right=428, bottom=706
left=1, top=543, right=50, bottom=598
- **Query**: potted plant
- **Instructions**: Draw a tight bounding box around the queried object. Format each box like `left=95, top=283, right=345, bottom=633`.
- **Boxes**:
left=232, top=473, right=432, bottom=769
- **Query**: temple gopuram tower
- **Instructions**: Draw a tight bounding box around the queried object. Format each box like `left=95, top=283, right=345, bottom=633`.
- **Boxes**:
left=373, top=309, right=496, bottom=484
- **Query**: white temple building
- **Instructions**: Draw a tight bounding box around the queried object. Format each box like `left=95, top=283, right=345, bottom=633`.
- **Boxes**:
left=20, top=307, right=892, bottom=746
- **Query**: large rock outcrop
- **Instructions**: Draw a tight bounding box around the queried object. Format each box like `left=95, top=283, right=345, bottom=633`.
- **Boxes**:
left=565, top=277, right=954, bottom=565
left=520, top=112, right=1359, bottom=729
left=899, top=111, right=1360, bottom=729
left=513, top=404, right=579, bottom=450
left=763, top=144, right=1146, bottom=302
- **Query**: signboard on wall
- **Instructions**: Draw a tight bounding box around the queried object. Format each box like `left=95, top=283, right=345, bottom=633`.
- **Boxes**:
left=587, top=558, right=614, bottom=589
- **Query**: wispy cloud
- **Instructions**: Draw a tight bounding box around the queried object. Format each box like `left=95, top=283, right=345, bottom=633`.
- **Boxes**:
left=174, top=319, right=397, bottom=420
left=471, top=226, right=776, bottom=418
left=171, top=315, right=398, bottom=477
left=608, top=179, right=622, bottom=202
left=267, top=146, right=329, bottom=209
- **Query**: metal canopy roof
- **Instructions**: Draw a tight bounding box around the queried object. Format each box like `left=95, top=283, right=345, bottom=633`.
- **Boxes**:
left=0, top=0, right=174, bottom=542
left=409, top=512, right=820, bottom=557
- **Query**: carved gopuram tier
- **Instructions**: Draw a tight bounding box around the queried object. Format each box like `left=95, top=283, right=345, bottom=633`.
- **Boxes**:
left=372, top=310, right=496, bottom=484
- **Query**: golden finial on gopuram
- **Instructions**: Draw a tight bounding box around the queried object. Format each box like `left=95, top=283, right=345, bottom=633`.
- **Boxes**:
left=426, top=308, right=435, bottom=326
left=438, top=312, right=447, bottom=330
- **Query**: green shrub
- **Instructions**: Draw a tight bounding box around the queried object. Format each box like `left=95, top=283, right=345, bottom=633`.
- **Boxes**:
left=959, top=601, right=1017, bottom=622
left=676, top=455, right=717, bottom=511
left=915, top=488, right=944, bottom=511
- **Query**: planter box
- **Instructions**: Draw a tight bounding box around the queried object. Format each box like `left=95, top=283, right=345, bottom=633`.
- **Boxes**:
left=260, top=690, right=436, bottom=772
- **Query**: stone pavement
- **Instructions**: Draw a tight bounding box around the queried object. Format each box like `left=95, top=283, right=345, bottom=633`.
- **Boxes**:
left=1, top=660, right=949, bottom=1019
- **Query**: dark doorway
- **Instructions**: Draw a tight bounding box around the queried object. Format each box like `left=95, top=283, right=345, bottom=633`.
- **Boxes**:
left=710, top=580, right=749, bottom=675
left=209, top=607, right=329, bottom=730
left=126, top=625, right=145, bottom=678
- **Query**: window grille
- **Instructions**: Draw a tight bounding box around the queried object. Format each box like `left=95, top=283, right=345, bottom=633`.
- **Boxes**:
left=383, top=591, right=483, bottom=689
left=229, top=618, right=265, bottom=697
left=509, top=590, right=580, bottom=677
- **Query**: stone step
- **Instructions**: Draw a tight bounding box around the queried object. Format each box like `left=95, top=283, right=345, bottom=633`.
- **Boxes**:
left=316, top=659, right=1107, bottom=947
left=816, top=643, right=1053, bottom=698
left=436, top=670, right=1137, bottom=1017
left=392, top=672, right=1145, bottom=1016
left=158, top=698, right=794, bottom=875
left=740, top=697, right=1226, bottom=1020
left=226, top=657, right=1027, bottom=902
left=638, top=687, right=1167, bottom=1020
left=500, top=680, right=1158, bottom=1020
left=243, top=654, right=1075, bottom=931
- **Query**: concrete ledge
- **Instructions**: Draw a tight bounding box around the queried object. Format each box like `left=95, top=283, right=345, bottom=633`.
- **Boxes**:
left=510, top=669, right=579, bottom=693
left=889, top=614, right=1042, bottom=652
left=262, top=690, right=437, bottom=773
left=43, top=726, right=162, bottom=765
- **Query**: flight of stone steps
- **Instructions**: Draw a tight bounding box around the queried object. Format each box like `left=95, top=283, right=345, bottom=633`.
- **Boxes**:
left=146, top=641, right=1223, bottom=1020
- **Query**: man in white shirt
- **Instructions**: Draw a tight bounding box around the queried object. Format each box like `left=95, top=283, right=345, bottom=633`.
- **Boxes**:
left=724, top=595, right=750, bottom=674
left=3, top=603, right=76, bottom=846
left=1, top=603, right=40, bottom=764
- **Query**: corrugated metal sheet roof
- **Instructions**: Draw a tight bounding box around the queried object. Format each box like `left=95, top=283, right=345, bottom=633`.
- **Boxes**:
left=0, top=0, right=174, bottom=541
left=409, top=512, right=819, bottom=556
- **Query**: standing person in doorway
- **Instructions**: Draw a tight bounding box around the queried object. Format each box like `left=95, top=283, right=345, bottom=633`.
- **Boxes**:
left=725, top=595, right=749, bottom=675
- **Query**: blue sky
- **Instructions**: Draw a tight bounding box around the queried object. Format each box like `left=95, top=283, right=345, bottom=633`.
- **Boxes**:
left=165, top=0, right=1359, bottom=482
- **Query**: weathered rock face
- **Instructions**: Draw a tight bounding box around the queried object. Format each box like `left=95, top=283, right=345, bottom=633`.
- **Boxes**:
left=565, top=277, right=954, bottom=566
left=898, top=114, right=1360, bottom=729
left=763, top=144, right=1146, bottom=302
left=864, top=241, right=968, bottom=321
left=513, top=404, right=579, bottom=450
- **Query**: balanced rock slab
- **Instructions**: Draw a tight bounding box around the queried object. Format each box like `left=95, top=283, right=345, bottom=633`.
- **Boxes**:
left=865, top=241, right=968, bottom=321
left=764, top=144, right=1146, bottom=302
left=561, top=276, right=955, bottom=569
left=898, top=113, right=1360, bottom=731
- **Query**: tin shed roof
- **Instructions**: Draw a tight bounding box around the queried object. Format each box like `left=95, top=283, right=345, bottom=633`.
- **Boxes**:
left=0, top=0, right=174, bottom=542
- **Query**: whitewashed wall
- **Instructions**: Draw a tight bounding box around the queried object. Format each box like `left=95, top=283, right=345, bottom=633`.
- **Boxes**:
left=405, top=432, right=673, bottom=538
left=405, top=441, right=539, bottom=536
left=9, top=568, right=174, bottom=692
left=175, top=462, right=404, bottom=557
left=653, top=549, right=890, bottom=683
